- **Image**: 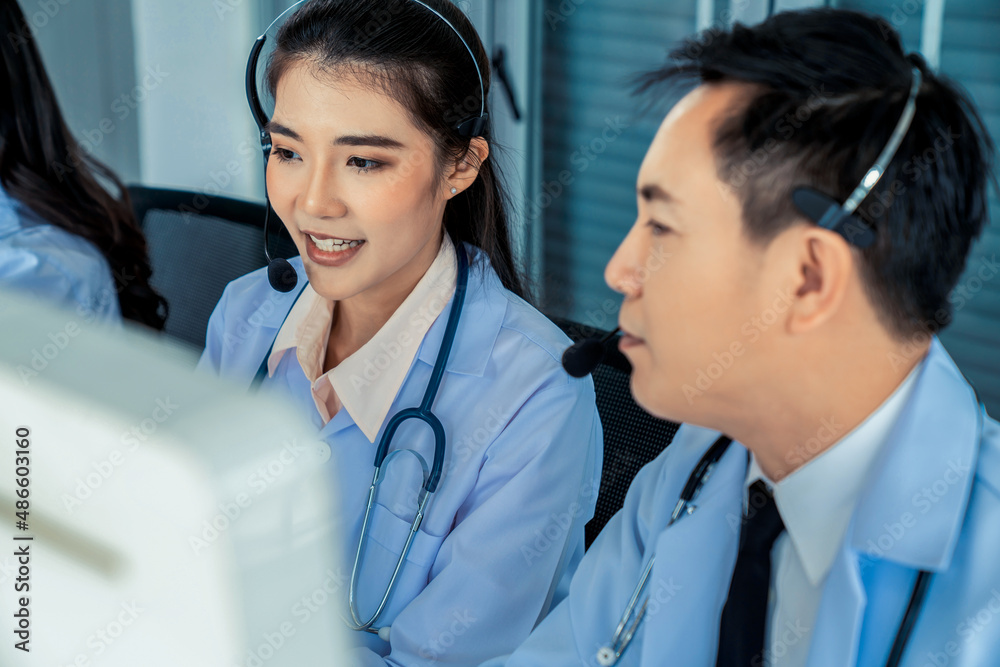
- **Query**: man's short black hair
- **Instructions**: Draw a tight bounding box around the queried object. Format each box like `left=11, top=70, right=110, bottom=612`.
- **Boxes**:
left=638, top=8, right=996, bottom=339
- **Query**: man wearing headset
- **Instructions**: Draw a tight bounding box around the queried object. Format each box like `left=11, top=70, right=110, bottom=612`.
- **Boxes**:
left=490, top=8, right=999, bottom=667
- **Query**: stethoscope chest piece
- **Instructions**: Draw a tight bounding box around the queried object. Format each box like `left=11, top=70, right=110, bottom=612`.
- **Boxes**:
left=596, top=646, right=617, bottom=666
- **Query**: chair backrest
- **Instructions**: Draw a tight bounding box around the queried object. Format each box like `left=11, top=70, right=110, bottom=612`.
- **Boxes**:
left=128, top=186, right=298, bottom=350
left=551, top=318, right=680, bottom=548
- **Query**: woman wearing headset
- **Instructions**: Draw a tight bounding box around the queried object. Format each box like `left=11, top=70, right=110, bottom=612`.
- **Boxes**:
left=0, top=0, right=165, bottom=327
left=198, top=1, right=602, bottom=664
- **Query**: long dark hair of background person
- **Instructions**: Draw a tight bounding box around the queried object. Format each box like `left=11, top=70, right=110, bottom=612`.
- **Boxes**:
left=0, top=0, right=167, bottom=328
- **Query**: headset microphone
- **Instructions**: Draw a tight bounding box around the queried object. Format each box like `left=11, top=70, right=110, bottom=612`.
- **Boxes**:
left=263, top=204, right=298, bottom=293
left=562, top=328, right=620, bottom=378
left=246, top=28, right=299, bottom=293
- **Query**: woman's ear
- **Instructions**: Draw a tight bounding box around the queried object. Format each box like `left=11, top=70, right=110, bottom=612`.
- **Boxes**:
left=446, top=138, right=490, bottom=197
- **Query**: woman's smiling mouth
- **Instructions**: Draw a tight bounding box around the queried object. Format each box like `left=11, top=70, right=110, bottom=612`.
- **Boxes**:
left=308, top=234, right=363, bottom=252
left=304, top=232, right=366, bottom=267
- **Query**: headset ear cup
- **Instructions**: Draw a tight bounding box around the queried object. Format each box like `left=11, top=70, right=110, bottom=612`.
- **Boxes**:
left=792, top=187, right=840, bottom=225
left=261, top=132, right=272, bottom=165
left=836, top=216, right=877, bottom=248
left=792, top=187, right=876, bottom=248
left=456, top=114, right=489, bottom=138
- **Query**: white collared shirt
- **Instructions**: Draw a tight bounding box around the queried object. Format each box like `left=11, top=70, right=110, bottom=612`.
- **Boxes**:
left=265, top=234, right=457, bottom=442
left=744, top=362, right=922, bottom=666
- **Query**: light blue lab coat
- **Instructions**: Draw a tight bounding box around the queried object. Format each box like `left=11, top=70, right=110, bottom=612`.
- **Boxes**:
left=198, top=244, right=604, bottom=666
left=0, top=185, right=120, bottom=322
left=497, top=338, right=1000, bottom=666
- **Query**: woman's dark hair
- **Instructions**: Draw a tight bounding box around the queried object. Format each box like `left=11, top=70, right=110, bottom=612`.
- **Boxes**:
left=637, top=8, right=996, bottom=339
left=1, top=0, right=166, bottom=328
left=265, top=0, right=527, bottom=300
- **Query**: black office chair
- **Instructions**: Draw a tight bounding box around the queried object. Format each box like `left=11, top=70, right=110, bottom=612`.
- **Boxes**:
left=551, top=318, right=681, bottom=548
left=128, top=185, right=298, bottom=349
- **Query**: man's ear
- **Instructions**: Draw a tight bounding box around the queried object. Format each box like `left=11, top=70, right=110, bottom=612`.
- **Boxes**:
left=786, top=226, right=855, bottom=335
left=446, top=137, right=489, bottom=196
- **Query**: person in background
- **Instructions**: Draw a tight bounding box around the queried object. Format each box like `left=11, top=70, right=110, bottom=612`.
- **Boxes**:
left=0, top=0, right=165, bottom=327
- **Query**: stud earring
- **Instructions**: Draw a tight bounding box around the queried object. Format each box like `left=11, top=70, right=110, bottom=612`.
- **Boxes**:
left=451, top=187, right=458, bottom=195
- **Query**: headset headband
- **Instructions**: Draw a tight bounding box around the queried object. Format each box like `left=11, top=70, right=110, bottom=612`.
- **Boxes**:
left=245, top=0, right=488, bottom=145
left=792, top=66, right=923, bottom=248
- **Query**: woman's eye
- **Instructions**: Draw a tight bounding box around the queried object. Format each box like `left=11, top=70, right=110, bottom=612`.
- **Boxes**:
left=647, top=220, right=672, bottom=236
left=272, top=148, right=299, bottom=163
left=348, top=157, right=384, bottom=173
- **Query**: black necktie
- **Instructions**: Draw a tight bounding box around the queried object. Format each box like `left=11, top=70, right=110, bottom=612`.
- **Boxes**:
left=716, top=480, right=786, bottom=667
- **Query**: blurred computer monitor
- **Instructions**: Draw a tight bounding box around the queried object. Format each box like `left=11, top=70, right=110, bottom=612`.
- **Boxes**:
left=0, top=290, right=350, bottom=666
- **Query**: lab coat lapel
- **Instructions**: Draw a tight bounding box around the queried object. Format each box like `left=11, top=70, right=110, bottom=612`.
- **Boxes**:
left=226, top=259, right=309, bottom=388
left=415, top=243, right=505, bottom=378
left=848, top=338, right=979, bottom=570
left=807, top=338, right=981, bottom=667
left=807, top=548, right=867, bottom=667
left=641, top=439, right=747, bottom=666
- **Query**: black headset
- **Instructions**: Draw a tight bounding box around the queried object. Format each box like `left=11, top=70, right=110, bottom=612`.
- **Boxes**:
left=244, top=0, right=489, bottom=292
left=792, top=66, right=922, bottom=250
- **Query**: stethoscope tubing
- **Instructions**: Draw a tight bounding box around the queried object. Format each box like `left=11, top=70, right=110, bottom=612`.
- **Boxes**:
left=347, top=245, right=469, bottom=633
left=598, top=435, right=732, bottom=666
left=596, top=419, right=971, bottom=667
left=372, top=246, right=469, bottom=495
left=250, top=243, right=470, bottom=637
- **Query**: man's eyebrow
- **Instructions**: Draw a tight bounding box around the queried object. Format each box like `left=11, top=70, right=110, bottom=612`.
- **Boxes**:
left=265, top=121, right=405, bottom=150
left=639, top=184, right=679, bottom=204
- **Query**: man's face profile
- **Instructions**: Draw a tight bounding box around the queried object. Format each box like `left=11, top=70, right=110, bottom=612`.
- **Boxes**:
left=607, top=83, right=796, bottom=425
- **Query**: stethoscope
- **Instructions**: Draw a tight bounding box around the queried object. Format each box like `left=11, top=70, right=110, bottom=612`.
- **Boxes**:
left=596, top=434, right=933, bottom=667
left=251, top=242, right=470, bottom=640
left=596, top=434, right=734, bottom=666
left=598, top=394, right=987, bottom=667
left=244, top=0, right=488, bottom=639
